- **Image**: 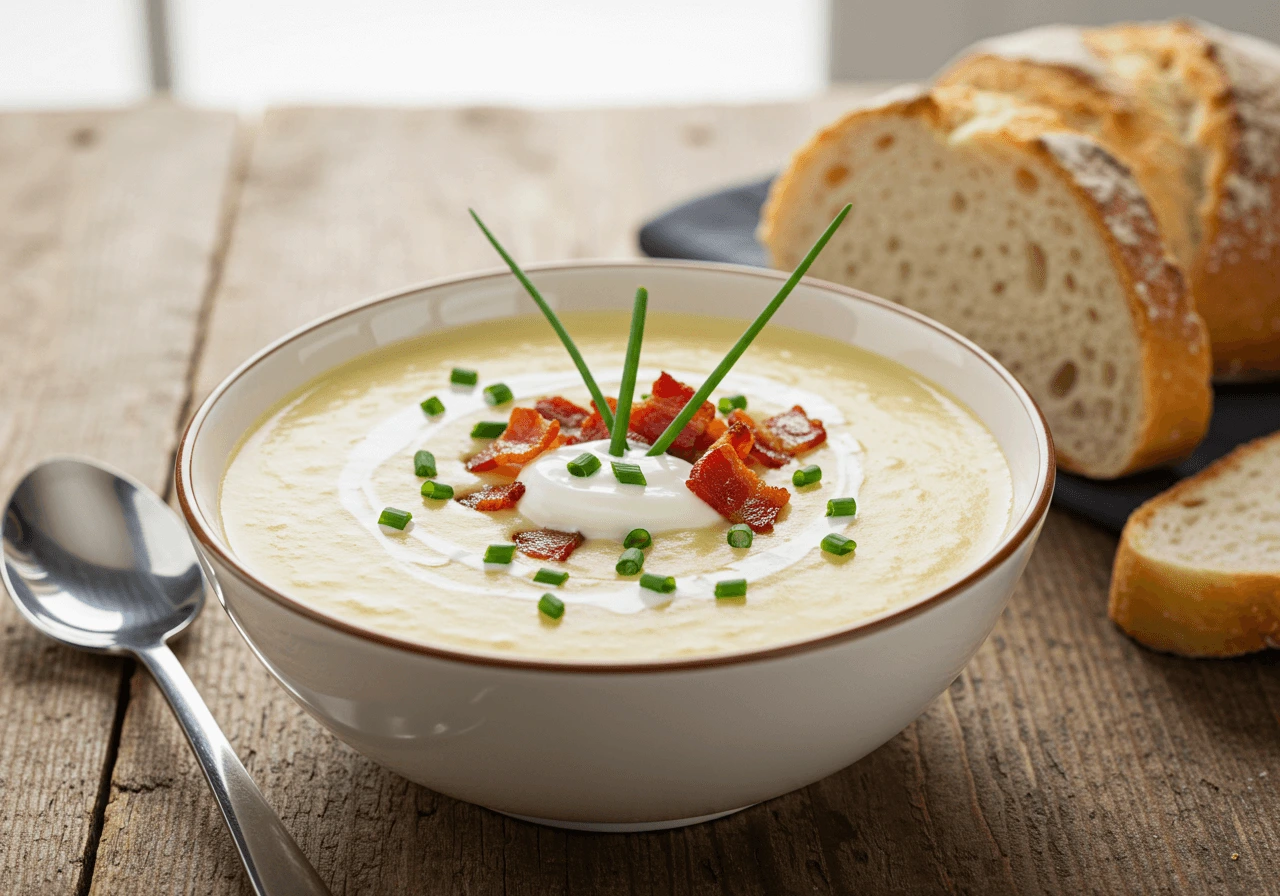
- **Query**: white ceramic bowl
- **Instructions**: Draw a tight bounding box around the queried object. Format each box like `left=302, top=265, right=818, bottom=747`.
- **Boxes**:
left=177, top=261, right=1054, bottom=831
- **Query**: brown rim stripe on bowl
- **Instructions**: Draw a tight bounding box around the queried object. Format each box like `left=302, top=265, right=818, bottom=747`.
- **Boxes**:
left=176, top=260, right=1056, bottom=674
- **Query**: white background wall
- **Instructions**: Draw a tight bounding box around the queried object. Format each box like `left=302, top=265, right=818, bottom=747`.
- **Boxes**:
left=168, top=0, right=829, bottom=108
left=0, top=0, right=829, bottom=109
left=0, top=0, right=1276, bottom=109
left=0, top=0, right=149, bottom=107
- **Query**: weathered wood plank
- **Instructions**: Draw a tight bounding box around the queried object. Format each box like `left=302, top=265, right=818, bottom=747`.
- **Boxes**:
left=92, top=95, right=1278, bottom=895
left=0, top=105, right=239, bottom=895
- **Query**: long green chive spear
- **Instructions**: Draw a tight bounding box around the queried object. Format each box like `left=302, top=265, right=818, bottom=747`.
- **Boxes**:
left=610, top=287, right=648, bottom=457
left=646, top=203, right=852, bottom=457
left=470, top=208, right=614, bottom=433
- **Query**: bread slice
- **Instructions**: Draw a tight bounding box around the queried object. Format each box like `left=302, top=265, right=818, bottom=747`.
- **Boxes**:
left=935, top=25, right=1202, bottom=272
left=759, top=85, right=1212, bottom=479
left=937, top=20, right=1280, bottom=380
left=1110, top=432, right=1280, bottom=657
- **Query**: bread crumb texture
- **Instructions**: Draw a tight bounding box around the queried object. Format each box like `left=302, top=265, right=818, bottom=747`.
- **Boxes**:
left=1132, top=436, right=1280, bottom=571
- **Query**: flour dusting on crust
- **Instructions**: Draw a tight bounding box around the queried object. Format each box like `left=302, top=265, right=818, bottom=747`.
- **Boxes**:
left=1197, top=22, right=1280, bottom=263
left=961, top=25, right=1112, bottom=82
left=1040, top=131, right=1188, bottom=329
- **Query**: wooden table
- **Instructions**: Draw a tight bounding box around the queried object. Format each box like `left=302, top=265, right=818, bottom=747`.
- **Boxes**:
left=1, top=94, right=1276, bottom=896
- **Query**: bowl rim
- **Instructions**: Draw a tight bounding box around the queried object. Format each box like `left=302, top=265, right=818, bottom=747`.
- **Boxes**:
left=176, top=259, right=1055, bottom=674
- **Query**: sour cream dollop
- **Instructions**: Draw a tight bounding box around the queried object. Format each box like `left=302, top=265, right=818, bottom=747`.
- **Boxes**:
left=517, top=440, right=722, bottom=539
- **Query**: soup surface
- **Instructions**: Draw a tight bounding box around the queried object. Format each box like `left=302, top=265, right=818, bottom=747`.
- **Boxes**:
left=220, top=312, right=1013, bottom=661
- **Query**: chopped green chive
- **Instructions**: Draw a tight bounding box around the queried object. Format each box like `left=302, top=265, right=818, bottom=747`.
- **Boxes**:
left=471, top=420, right=508, bottom=439
left=420, top=395, right=445, bottom=416
left=641, top=393, right=651, bottom=400
left=717, top=395, right=747, bottom=415
left=612, top=461, right=647, bottom=487
left=469, top=209, right=614, bottom=434
left=413, top=450, right=437, bottom=478
left=640, top=573, right=676, bottom=594
left=484, top=543, right=516, bottom=564
left=534, top=568, right=569, bottom=586
left=715, top=578, right=748, bottom=599
left=378, top=507, right=412, bottom=530
left=538, top=593, right=565, bottom=620
left=646, top=204, right=852, bottom=457
left=420, top=480, right=454, bottom=500
left=611, top=286, right=648, bottom=457
left=793, top=464, right=822, bottom=487
left=616, top=547, right=645, bottom=576
left=727, top=524, right=753, bottom=549
left=483, top=383, right=513, bottom=405
left=623, top=528, right=652, bottom=549
left=821, top=533, right=857, bottom=556
left=451, top=367, right=479, bottom=386
left=826, top=497, right=858, bottom=517
left=567, top=452, right=601, bottom=477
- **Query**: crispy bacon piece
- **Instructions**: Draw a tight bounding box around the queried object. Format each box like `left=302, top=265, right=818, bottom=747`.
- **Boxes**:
left=512, top=528, right=585, bottom=561
left=719, top=420, right=754, bottom=460
left=455, top=481, right=526, bottom=512
left=694, top=416, right=727, bottom=454
left=466, top=408, right=561, bottom=473
left=762, top=406, right=826, bottom=454
left=535, top=397, right=590, bottom=441
left=686, top=422, right=790, bottom=533
left=564, top=397, right=617, bottom=445
left=628, top=372, right=716, bottom=461
left=727, top=409, right=790, bottom=468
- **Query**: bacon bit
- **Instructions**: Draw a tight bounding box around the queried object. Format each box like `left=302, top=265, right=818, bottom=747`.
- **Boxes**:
left=564, top=397, right=617, bottom=445
left=512, top=528, right=584, bottom=561
left=727, top=409, right=790, bottom=468
left=455, top=481, right=526, bottom=512
left=694, top=416, right=727, bottom=454
left=466, top=408, right=561, bottom=473
left=536, top=397, right=590, bottom=441
left=720, top=418, right=754, bottom=461
left=629, top=372, right=717, bottom=461
left=763, top=406, right=827, bottom=454
left=686, top=422, right=790, bottom=533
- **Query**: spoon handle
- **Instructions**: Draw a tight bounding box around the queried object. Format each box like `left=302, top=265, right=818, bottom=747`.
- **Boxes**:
left=136, top=643, right=332, bottom=896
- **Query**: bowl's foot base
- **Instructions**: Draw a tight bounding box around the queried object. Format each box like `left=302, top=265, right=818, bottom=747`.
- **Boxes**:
left=503, top=806, right=751, bottom=832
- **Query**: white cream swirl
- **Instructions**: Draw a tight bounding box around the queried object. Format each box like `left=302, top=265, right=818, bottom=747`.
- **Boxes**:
left=517, top=441, right=722, bottom=539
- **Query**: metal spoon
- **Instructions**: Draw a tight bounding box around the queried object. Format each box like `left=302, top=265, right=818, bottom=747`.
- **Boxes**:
left=1, top=457, right=330, bottom=896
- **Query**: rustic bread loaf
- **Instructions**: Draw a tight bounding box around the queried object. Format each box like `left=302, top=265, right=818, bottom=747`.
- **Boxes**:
left=937, top=20, right=1280, bottom=380
left=1109, top=431, right=1280, bottom=657
left=759, top=85, right=1212, bottom=479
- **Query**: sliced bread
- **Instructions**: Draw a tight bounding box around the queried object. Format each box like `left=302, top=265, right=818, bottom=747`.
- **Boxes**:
left=937, top=20, right=1280, bottom=380
left=758, top=85, right=1212, bottom=479
left=1110, top=431, right=1280, bottom=657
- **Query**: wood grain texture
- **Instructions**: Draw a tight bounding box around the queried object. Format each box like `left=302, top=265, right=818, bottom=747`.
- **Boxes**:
left=0, top=105, right=238, bottom=895
left=90, top=95, right=1278, bottom=895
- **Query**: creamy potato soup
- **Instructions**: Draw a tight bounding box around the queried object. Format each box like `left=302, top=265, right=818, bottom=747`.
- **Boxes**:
left=220, top=312, right=1013, bottom=661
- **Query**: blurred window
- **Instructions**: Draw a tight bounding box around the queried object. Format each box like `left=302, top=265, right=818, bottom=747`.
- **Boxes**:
left=0, top=0, right=830, bottom=109
left=0, top=0, right=149, bottom=108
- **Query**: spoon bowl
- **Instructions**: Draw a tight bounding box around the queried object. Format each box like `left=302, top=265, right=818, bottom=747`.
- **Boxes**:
left=2, top=457, right=203, bottom=653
